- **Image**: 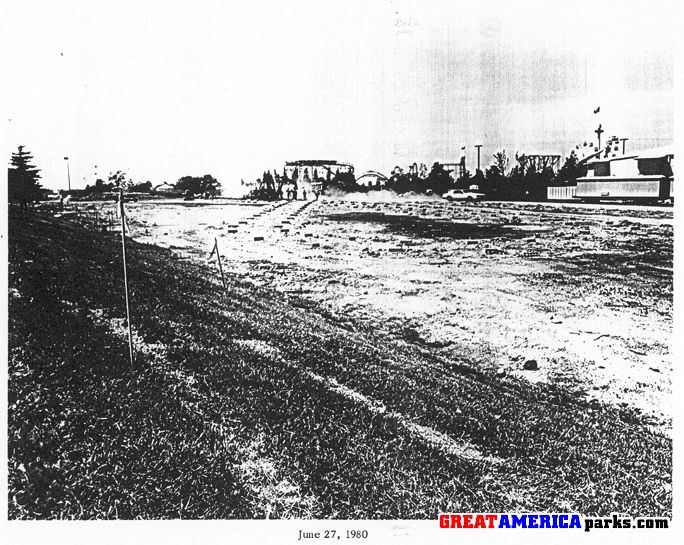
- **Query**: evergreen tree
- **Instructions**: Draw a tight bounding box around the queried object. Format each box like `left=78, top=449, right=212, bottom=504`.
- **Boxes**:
left=555, top=152, right=586, bottom=186
left=8, top=145, right=43, bottom=205
left=470, top=168, right=486, bottom=188
left=493, top=150, right=509, bottom=177
left=425, top=162, right=452, bottom=194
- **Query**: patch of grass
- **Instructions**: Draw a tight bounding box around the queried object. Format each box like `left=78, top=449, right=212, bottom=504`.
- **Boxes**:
left=8, top=210, right=671, bottom=519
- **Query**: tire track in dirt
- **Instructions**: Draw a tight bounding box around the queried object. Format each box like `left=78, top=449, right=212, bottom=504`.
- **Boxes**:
left=232, top=338, right=503, bottom=467
left=230, top=337, right=545, bottom=510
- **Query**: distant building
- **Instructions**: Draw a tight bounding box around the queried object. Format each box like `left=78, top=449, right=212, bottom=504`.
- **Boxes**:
left=438, top=162, right=464, bottom=180
left=355, top=170, right=388, bottom=188
left=153, top=182, right=179, bottom=195
left=516, top=154, right=561, bottom=174
left=547, top=185, right=577, bottom=201
left=576, top=146, right=673, bottom=202
left=284, top=160, right=354, bottom=197
left=284, top=160, right=353, bottom=178
left=549, top=146, right=674, bottom=202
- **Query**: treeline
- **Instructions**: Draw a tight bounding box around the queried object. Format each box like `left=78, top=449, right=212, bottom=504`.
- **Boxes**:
left=246, top=151, right=587, bottom=201
left=385, top=151, right=586, bottom=200
left=245, top=167, right=359, bottom=201
left=84, top=173, right=221, bottom=197
left=7, top=144, right=224, bottom=204
left=85, top=178, right=152, bottom=194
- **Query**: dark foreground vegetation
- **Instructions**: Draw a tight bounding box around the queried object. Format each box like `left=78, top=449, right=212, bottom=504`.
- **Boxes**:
left=8, top=209, right=671, bottom=519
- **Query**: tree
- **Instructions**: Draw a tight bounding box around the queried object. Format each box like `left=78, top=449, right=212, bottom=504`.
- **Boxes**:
left=454, top=168, right=471, bottom=188
left=175, top=174, right=221, bottom=196
left=109, top=170, right=131, bottom=190
left=481, top=164, right=504, bottom=199
left=493, top=150, right=509, bottom=177
left=503, top=155, right=556, bottom=201
left=470, top=168, right=485, bottom=189
left=129, top=181, right=153, bottom=193
left=328, top=169, right=359, bottom=192
left=385, top=169, right=413, bottom=194
left=8, top=145, right=43, bottom=206
left=555, top=152, right=586, bottom=186
left=425, top=162, right=452, bottom=194
left=85, top=178, right=115, bottom=194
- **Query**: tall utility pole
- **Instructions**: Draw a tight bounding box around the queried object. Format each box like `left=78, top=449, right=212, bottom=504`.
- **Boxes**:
left=620, top=138, right=629, bottom=155
left=460, top=146, right=466, bottom=178
left=475, top=144, right=483, bottom=171
left=64, top=157, right=71, bottom=191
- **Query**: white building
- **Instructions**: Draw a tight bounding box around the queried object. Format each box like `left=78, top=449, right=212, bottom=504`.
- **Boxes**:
left=576, top=146, right=673, bottom=202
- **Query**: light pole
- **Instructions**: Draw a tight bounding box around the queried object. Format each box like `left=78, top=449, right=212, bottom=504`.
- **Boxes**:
left=475, top=144, right=483, bottom=172
left=64, top=157, right=71, bottom=191
left=620, top=138, right=629, bottom=155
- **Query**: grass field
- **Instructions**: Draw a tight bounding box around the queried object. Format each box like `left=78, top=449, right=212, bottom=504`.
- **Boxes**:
left=7, top=208, right=671, bottom=519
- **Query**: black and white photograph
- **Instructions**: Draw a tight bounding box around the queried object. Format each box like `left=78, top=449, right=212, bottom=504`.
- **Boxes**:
left=2, top=0, right=679, bottom=543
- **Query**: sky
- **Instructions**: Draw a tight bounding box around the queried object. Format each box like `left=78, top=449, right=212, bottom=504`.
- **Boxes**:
left=3, top=0, right=675, bottom=194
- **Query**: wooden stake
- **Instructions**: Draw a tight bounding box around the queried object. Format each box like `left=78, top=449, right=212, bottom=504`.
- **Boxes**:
left=211, top=237, right=227, bottom=290
left=119, top=189, right=135, bottom=367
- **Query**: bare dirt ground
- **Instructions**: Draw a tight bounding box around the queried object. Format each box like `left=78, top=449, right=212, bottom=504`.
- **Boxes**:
left=10, top=202, right=673, bottom=517
left=89, top=196, right=672, bottom=434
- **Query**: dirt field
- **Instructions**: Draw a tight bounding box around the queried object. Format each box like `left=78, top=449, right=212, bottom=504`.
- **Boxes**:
left=101, top=196, right=673, bottom=434
left=9, top=203, right=673, bottom=518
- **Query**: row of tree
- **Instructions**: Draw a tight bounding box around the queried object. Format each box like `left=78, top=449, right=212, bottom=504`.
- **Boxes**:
left=384, top=151, right=586, bottom=200
left=85, top=173, right=220, bottom=197
left=245, top=166, right=371, bottom=200
left=475, top=151, right=586, bottom=201
left=7, top=145, right=222, bottom=205
left=9, top=144, right=586, bottom=206
left=245, top=151, right=586, bottom=201
left=85, top=177, right=152, bottom=194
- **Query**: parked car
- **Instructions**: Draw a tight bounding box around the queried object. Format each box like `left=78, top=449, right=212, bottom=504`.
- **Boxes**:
left=442, top=189, right=485, bottom=201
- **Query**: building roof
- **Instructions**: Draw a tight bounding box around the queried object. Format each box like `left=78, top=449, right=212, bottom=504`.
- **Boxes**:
left=630, top=145, right=674, bottom=160
left=586, top=145, right=674, bottom=165
left=285, top=160, right=353, bottom=167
